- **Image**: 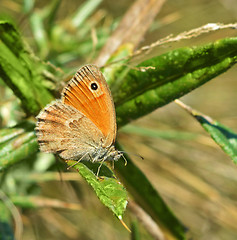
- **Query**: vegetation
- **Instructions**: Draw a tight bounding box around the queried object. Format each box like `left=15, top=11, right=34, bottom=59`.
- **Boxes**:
left=0, top=1, right=236, bottom=239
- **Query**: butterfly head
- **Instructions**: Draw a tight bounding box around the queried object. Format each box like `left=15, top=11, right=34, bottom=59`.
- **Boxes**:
left=92, top=144, right=122, bottom=162
left=107, top=145, right=123, bottom=161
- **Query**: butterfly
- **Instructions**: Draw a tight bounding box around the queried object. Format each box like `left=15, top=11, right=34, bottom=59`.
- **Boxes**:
left=35, top=65, right=122, bottom=167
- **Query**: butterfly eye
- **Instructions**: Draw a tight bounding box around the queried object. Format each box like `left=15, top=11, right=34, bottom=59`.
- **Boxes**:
left=90, top=82, right=98, bottom=90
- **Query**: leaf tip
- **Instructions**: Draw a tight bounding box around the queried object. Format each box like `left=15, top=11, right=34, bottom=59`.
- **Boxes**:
left=119, top=217, right=131, bottom=233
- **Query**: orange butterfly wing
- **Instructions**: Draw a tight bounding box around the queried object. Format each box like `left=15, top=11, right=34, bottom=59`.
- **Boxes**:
left=61, top=65, right=117, bottom=146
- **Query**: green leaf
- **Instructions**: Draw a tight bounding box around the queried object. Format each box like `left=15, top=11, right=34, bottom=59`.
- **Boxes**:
left=112, top=37, right=237, bottom=127
left=115, top=143, right=187, bottom=240
left=66, top=160, right=128, bottom=219
left=201, top=119, right=237, bottom=163
left=0, top=122, right=38, bottom=171
left=0, top=21, right=54, bottom=116
left=176, top=100, right=237, bottom=164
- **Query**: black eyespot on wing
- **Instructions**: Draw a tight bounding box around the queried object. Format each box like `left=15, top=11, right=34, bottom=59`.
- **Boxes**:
left=91, top=82, right=98, bottom=90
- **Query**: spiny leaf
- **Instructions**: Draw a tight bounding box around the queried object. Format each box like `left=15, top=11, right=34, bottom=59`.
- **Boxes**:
left=66, top=160, right=128, bottom=220
left=0, top=21, right=54, bottom=116
left=111, top=37, right=237, bottom=127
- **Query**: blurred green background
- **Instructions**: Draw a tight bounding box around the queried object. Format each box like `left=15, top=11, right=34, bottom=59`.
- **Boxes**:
left=0, top=0, right=236, bottom=239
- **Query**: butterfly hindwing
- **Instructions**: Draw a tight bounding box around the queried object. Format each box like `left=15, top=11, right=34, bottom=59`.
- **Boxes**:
left=36, top=100, right=104, bottom=160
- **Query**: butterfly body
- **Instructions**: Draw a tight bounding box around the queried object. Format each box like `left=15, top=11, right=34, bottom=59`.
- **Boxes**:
left=36, top=65, right=121, bottom=163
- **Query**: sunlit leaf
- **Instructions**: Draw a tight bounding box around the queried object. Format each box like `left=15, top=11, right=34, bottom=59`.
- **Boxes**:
left=112, top=37, right=237, bottom=127
left=0, top=21, right=54, bottom=115
left=67, top=160, right=128, bottom=219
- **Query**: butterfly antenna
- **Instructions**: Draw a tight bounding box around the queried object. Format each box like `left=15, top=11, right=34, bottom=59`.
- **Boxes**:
left=121, top=154, right=127, bottom=166
left=119, top=151, right=144, bottom=161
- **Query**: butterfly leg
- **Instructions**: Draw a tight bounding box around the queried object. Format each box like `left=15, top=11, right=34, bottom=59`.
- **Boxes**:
left=111, top=160, right=114, bottom=170
left=66, top=152, right=90, bottom=170
left=96, top=158, right=106, bottom=177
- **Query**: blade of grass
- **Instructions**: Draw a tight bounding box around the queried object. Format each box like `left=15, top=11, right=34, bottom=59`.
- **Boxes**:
left=121, top=124, right=198, bottom=140
left=46, top=0, right=62, bottom=36
left=10, top=195, right=81, bottom=210
left=115, top=143, right=187, bottom=240
left=0, top=121, right=38, bottom=171
left=71, top=0, right=102, bottom=28
left=131, top=220, right=141, bottom=240
left=0, top=202, right=15, bottom=240
left=22, top=0, right=35, bottom=13
left=95, top=0, right=166, bottom=66
left=128, top=201, right=165, bottom=240
left=0, top=190, right=22, bottom=240
left=29, top=11, right=49, bottom=58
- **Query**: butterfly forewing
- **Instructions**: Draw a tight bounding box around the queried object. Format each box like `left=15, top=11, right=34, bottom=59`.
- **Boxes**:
left=61, top=65, right=116, bottom=146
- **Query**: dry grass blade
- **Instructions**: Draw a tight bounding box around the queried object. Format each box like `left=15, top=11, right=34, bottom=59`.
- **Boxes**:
left=94, top=0, right=166, bottom=66
left=131, top=141, right=237, bottom=235
left=133, top=22, right=237, bottom=56
left=28, top=196, right=81, bottom=210
left=108, top=22, right=237, bottom=65
left=38, top=208, right=79, bottom=239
